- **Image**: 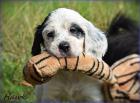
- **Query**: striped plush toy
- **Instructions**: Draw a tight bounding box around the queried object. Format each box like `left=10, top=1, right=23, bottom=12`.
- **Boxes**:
left=23, top=51, right=140, bottom=102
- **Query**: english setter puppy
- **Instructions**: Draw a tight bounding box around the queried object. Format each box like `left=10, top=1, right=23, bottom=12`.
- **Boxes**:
left=32, top=8, right=108, bottom=102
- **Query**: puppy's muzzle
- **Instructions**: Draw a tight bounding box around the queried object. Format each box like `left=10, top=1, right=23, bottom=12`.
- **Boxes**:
left=59, top=41, right=70, bottom=54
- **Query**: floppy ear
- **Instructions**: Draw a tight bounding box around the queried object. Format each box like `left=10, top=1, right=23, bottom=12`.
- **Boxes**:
left=85, top=21, right=108, bottom=59
left=31, top=25, right=44, bottom=56
left=31, top=13, right=51, bottom=56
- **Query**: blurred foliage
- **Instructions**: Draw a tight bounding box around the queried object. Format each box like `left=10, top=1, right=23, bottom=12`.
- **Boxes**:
left=1, top=0, right=139, bottom=102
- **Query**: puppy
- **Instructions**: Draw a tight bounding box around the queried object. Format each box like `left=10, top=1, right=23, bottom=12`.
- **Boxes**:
left=31, top=8, right=107, bottom=59
left=31, top=8, right=139, bottom=102
left=32, top=8, right=107, bottom=102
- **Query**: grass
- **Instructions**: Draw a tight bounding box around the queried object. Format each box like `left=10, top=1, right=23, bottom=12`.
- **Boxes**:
left=1, top=1, right=139, bottom=103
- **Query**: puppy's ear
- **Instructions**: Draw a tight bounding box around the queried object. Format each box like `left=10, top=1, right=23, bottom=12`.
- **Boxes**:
left=31, top=25, right=44, bottom=56
left=85, top=21, right=108, bottom=59
left=31, top=14, right=51, bottom=56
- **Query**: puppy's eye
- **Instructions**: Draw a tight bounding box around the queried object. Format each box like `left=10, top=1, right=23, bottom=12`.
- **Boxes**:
left=70, top=24, right=84, bottom=38
left=47, top=31, right=55, bottom=38
left=70, top=27, right=78, bottom=34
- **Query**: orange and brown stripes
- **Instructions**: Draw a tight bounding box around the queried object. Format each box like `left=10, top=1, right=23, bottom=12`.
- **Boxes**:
left=109, top=54, right=140, bottom=101
left=23, top=60, right=52, bottom=85
left=59, top=55, right=113, bottom=83
left=85, top=59, right=95, bottom=74
left=23, top=52, right=140, bottom=101
left=112, top=56, right=137, bottom=70
left=88, top=59, right=99, bottom=76
left=67, top=54, right=115, bottom=83
left=73, top=56, right=79, bottom=71
left=116, top=71, right=139, bottom=78
left=24, top=51, right=116, bottom=85
left=64, top=57, right=68, bottom=70
left=111, top=54, right=140, bottom=71
left=114, top=90, right=129, bottom=100
left=30, top=52, right=50, bottom=63
left=23, top=52, right=60, bottom=85
left=127, top=78, right=137, bottom=92
left=98, top=62, right=106, bottom=80
left=106, top=67, right=112, bottom=82
left=97, top=62, right=104, bottom=76
left=59, top=57, right=79, bottom=70
left=35, top=55, right=51, bottom=65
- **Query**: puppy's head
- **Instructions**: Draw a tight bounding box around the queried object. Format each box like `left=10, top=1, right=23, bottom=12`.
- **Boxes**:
left=32, top=8, right=107, bottom=59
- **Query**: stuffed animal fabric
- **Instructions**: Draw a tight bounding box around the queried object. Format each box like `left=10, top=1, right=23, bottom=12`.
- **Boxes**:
left=23, top=51, right=140, bottom=102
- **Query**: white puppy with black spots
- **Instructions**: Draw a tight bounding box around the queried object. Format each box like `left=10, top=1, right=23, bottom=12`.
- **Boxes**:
left=31, top=8, right=107, bottom=102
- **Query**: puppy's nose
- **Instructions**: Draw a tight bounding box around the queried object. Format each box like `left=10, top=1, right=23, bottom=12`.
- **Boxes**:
left=59, top=41, right=70, bottom=53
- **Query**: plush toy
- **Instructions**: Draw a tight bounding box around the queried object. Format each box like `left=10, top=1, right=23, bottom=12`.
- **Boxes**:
left=23, top=52, right=116, bottom=85
left=23, top=51, right=140, bottom=101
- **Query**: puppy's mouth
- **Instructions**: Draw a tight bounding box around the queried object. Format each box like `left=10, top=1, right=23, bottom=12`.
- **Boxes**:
left=45, top=48, right=73, bottom=58
left=59, top=50, right=72, bottom=57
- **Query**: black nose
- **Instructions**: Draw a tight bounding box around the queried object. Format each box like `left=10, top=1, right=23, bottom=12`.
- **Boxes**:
left=59, top=41, right=70, bottom=53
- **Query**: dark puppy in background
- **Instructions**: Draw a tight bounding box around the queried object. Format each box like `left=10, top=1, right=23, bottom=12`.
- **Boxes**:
left=31, top=8, right=139, bottom=102
left=103, top=13, right=139, bottom=65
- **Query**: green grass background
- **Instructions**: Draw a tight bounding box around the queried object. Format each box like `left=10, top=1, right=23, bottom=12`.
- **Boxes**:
left=1, top=1, right=140, bottom=103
